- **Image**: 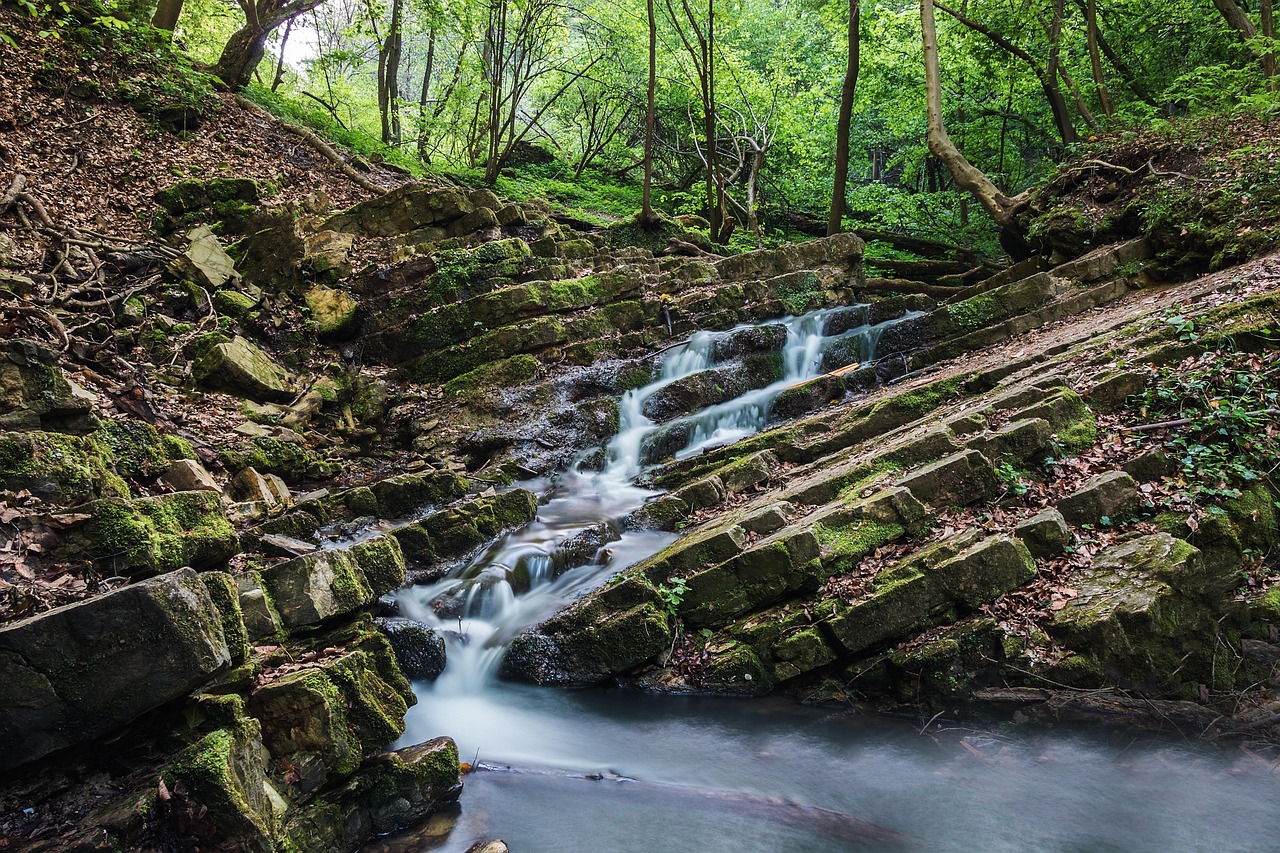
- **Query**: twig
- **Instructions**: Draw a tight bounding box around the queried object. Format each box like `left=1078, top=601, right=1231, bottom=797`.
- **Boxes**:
left=0, top=301, right=70, bottom=350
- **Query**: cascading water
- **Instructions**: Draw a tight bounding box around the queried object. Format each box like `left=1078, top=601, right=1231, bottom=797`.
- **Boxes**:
left=396, top=306, right=891, bottom=691
left=382, top=305, right=1280, bottom=853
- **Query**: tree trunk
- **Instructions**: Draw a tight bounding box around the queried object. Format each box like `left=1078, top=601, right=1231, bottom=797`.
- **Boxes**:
left=1085, top=0, right=1113, bottom=117
left=417, top=30, right=437, bottom=162
left=214, top=25, right=271, bottom=90
left=1212, top=0, right=1258, bottom=41
left=1263, top=0, right=1277, bottom=88
left=271, top=15, right=293, bottom=92
left=706, top=0, right=722, bottom=241
left=152, top=0, right=184, bottom=31
left=382, top=0, right=404, bottom=144
left=642, top=0, right=657, bottom=222
left=920, top=0, right=1020, bottom=230
left=827, top=0, right=860, bottom=236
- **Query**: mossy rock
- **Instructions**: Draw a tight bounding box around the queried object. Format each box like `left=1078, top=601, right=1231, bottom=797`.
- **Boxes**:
left=218, top=436, right=313, bottom=478
left=370, top=470, right=468, bottom=519
left=165, top=720, right=280, bottom=849
left=83, top=491, right=238, bottom=574
left=94, top=418, right=170, bottom=481
left=0, top=430, right=129, bottom=503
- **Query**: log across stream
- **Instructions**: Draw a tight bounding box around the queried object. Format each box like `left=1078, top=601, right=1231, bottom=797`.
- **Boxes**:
left=383, top=308, right=1280, bottom=851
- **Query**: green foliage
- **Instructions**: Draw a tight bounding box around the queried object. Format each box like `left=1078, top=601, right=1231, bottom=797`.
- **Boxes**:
left=993, top=461, right=1029, bottom=497
left=1138, top=346, right=1280, bottom=513
left=656, top=576, right=690, bottom=623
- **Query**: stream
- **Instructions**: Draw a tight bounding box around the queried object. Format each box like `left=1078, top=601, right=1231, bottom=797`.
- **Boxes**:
left=384, top=308, right=1280, bottom=851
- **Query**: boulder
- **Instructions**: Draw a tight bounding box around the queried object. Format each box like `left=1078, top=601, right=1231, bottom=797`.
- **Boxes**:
left=236, top=572, right=284, bottom=640
left=0, top=338, right=99, bottom=433
left=1015, top=508, right=1071, bottom=557
left=260, top=535, right=406, bottom=629
left=194, top=336, right=298, bottom=402
left=0, top=431, right=129, bottom=504
left=896, top=449, right=999, bottom=507
left=323, top=185, right=475, bottom=237
left=1057, top=470, right=1139, bottom=526
left=81, top=491, right=238, bottom=575
left=169, top=226, right=238, bottom=290
left=501, top=575, right=672, bottom=685
left=0, top=568, right=231, bottom=771
left=305, top=284, right=361, bottom=338
left=231, top=467, right=292, bottom=507
left=161, top=458, right=220, bottom=493
left=1048, top=534, right=1215, bottom=691
left=371, top=470, right=469, bottom=518
left=376, top=617, right=447, bottom=680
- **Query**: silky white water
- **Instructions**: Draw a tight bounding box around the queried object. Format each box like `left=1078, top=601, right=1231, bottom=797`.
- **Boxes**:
left=376, top=307, right=1280, bottom=852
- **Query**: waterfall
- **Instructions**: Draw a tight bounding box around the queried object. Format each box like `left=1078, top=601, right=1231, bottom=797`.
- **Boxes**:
left=395, top=306, right=906, bottom=694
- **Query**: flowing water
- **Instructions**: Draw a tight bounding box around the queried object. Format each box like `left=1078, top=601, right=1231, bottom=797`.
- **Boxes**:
left=384, top=308, right=1280, bottom=852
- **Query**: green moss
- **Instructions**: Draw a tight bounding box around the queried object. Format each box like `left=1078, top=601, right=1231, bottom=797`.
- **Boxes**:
left=1055, top=409, right=1099, bottom=455
left=326, top=650, right=409, bottom=749
left=162, top=434, right=198, bottom=461
left=214, top=289, right=258, bottom=316
left=945, top=295, right=1000, bottom=334
left=185, top=330, right=232, bottom=362
left=442, top=353, right=541, bottom=398
left=351, top=536, right=406, bottom=594
left=218, top=436, right=312, bottom=477
left=874, top=375, right=966, bottom=419
left=0, top=431, right=130, bottom=503
left=200, top=572, right=251, bottom=665
left=86, top=491, right=237, bottom=572
left=774, top=272, right=824, bottom=315
left=816, top=520, right=905, bottom=566
left=95, top=419, right=169, bottom=481
left=167, top=722, right=274, bottom=844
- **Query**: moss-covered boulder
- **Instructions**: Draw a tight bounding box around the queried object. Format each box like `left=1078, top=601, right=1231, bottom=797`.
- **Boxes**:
left=163, top=713, right=282, bottom=851
left=501, top=575, right=672, bottom=685
left=370, top=470, right=468, bottom=519
left=218, top=436, right=314, bottom=478
left=1057, top=470, right=1140, bottom=526
left=0, top=568, right=232, bottom=772
left=0, top=338, right=98, bottom=433
left=305, top=284, right=362, bottom=339
left=323, top=184, right=475, bottom=237
left=393, top=488, right=538, bottom=569
left=81, top=491, right=238, bottom=575
left=260, top=535, right=406, bottom=630
left=0, top=430, right=129, bottom=503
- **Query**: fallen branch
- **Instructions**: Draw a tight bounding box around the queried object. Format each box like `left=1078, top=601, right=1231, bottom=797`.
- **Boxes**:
left=861, top=276, right=963, bottom=299
left=1120, top=408, right=1280, bottom=432
left=0, top=301, right=70, bottom=350
left=1074, top=157, right=1208, bottom=183
left=233, top=95, right=387, bottom=196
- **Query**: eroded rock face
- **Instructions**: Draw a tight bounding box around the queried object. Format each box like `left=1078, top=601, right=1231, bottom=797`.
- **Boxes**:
left=0, top=339, right=99, bottom=434
left=0, top=568, right=231, bottom=772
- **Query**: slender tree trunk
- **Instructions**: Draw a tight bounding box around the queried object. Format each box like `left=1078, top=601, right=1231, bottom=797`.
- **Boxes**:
left=152, top=0, right=184, bottom=31
left=384, top=0, right=404, bottom=144
left=919, top=0, right=1018, bottom=229
left=1085, top=0, right=1113, bottom=117
left=707, top=0, right=722, bottom=241
left=642, top=0, right=657, bottom=222
left=417, top=30, right=437, bottom=162
left=271, top=16, right=293, bottom=92
left=827, top=0, right=860, bottom=236
left=1042, top=0, right=1080, bottom=142
left=1263, top=0, right=1277, bottom=88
